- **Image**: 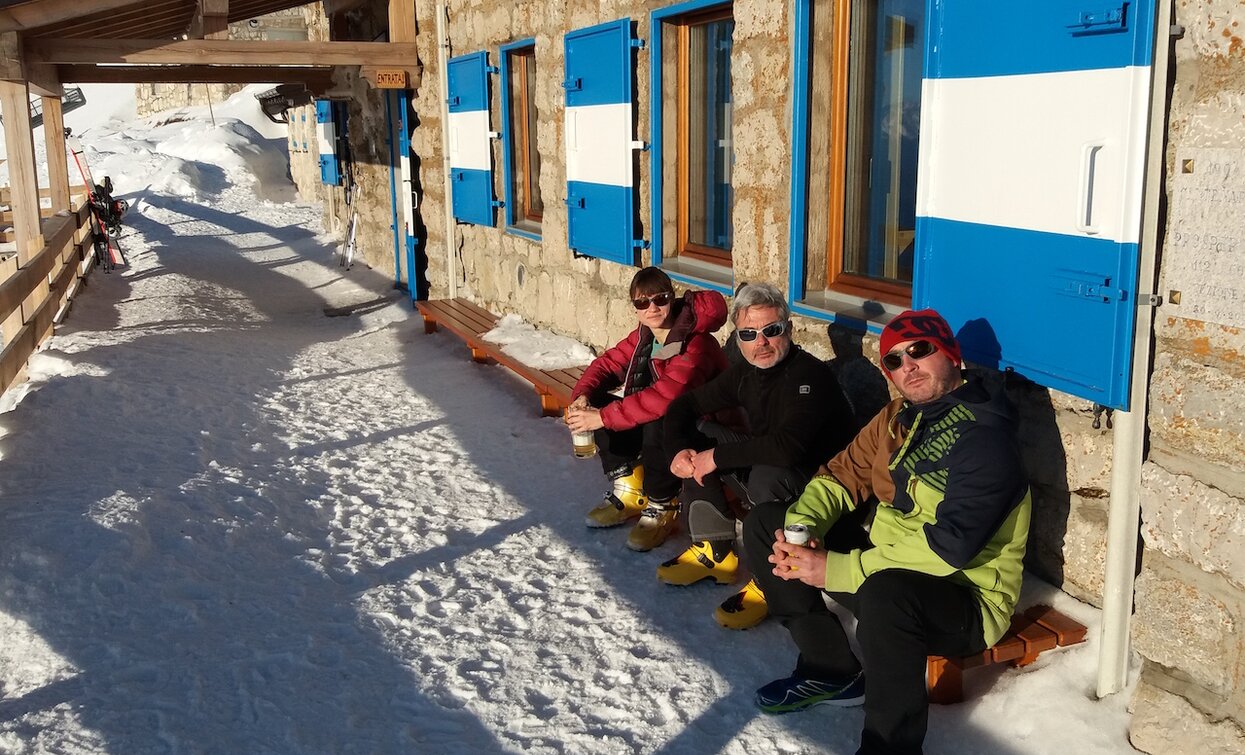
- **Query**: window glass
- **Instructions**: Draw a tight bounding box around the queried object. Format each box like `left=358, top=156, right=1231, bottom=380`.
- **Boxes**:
left=506, top=45, right=542, bottom=230
left=686, top=17, right=733, bottom=252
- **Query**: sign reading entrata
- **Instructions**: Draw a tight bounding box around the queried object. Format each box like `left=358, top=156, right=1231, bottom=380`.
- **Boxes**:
left=374, top=69, right=407, bottom=88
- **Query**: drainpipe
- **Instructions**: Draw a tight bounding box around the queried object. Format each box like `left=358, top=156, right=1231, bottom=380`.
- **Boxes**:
left=436, top=0, right=458, bottom=299
left=1096, top=0, right=1173, bottom=699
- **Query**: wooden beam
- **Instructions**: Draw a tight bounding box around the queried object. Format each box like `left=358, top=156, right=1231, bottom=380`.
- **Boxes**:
left=27, top=38, right=420, bottom=68
left=56, top=64, right=338, bottom=88
left=0, top=31, right=21, bottom=79
left=0, top=79, right=43, bottom=264
left=43, top=5, right=192, bottom=40
left=26, top=62, right=60, bottom=98
left=0, top=185, right=87, bottom=203
left=389, top=0, right=416, bottom=43
left=189, top=0, right=230, bottom=40
left=0, top=0, right=144, bottom=33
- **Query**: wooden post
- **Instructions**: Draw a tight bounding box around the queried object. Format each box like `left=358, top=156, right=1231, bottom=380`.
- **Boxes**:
left=0, top=78, right=50, bottom=347
left=0, top=82, right=41, bottom=262
left=41, top=94, right=70, bottom=213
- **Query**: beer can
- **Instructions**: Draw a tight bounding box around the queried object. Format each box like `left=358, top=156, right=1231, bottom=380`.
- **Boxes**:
left=783, top=524, right=811, bottom=546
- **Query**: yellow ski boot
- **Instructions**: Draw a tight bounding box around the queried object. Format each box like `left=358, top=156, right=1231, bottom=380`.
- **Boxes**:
left=657, top=541, right=739, bottom=585
left=626, top=497, right=679, bottom=552
left=714, top=578, right=768, bottom=630
left=585, top=465, right=646, bottom=528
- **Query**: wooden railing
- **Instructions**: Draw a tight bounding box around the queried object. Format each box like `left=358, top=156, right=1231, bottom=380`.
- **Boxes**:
left=0, top=198, right=97, bottom=393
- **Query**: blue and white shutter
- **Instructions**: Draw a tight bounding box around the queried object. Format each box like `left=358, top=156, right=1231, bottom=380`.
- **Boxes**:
left=447, top=51, right=498, bottom=226
left=564, top=19, right=643, bottom=264
left=316, top=100, right=342, bottom=185
left=914, top=1, right=1158, bottom=409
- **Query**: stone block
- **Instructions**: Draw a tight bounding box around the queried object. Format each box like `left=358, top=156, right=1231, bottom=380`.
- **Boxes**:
left=734, top=0, right=786, bottom=38
left=1129, top=677, right=1245, bottom=755
left=1132, top=561, right=1239, bottom=696
left=1141, top=462, right=1245, bottom=590
left=731, top=108, right=786, bottom=190
left=1025, top=490, right=1108, bottom=605
left=1149, top=352, right=1245, bottom=476
left=1176, top=1, right=1245, bottom=60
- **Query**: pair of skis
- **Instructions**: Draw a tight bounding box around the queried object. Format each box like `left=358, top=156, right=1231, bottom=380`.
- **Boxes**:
left=338, top=210, right=357, bottom=269
left=67, top=132, right=126, bottom=272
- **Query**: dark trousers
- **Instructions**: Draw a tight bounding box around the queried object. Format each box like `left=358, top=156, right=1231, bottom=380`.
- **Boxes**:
left=682, top=421, right=814, bottom=533
left=592, top=402, right=680, bottom=501
left=743, top=501, right=986, bottom=755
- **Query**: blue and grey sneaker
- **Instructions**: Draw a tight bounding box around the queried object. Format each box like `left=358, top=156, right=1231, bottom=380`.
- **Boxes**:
left=755, top=671, right=865, bottom=714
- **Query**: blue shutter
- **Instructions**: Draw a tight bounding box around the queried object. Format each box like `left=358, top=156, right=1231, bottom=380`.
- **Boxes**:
left=447, top=51, right=497, bottom=226
left=564, top=19, right=640, bottom=264
left=316, top=100, right=342, bottom=185
left=914, top=1, right=1158, bottom=409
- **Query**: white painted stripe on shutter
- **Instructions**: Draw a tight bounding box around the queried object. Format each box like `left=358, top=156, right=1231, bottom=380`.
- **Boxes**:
left=917, top=66, right=1150, bottom=244
left=565, top=102, right=633, bottom=188
left=448, top=109, right=491, bottom=172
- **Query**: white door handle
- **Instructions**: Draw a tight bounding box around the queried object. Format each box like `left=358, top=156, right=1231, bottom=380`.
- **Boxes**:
left=1077, top=141, right=1105, bottom=235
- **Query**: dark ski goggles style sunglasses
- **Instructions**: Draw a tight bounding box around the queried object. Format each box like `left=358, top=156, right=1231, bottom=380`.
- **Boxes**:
left=737, top=321, right=788, bottom=342
left=632, top=292, right=675, bottom=309
left=881, top=339, right=939, bottom=371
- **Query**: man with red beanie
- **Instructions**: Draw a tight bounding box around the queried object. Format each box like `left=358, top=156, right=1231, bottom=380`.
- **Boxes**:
left=743, top=308, right=1031, bottom=755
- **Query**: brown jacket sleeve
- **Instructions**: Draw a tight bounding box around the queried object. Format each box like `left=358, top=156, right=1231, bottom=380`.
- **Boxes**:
left=820, top=397, right=904, bottom=507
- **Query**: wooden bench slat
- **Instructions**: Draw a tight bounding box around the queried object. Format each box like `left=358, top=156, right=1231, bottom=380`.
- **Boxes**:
left=1025, top=604, right=1088, bottom=647
left=416, top=297, right=588, bottom=417
left=926, top=605, right=1087, bottom=705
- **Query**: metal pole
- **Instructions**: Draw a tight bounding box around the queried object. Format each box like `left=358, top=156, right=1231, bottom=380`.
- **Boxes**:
left=1096, top=0, right=1173, bottom=698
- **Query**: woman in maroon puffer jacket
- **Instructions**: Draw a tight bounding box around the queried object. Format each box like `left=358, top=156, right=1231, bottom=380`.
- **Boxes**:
left=566, top=267, right=728, bottom=552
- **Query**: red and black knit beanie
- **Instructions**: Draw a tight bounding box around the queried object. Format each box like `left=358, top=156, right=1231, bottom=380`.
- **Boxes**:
left=879, top=309, right=961, bottom=371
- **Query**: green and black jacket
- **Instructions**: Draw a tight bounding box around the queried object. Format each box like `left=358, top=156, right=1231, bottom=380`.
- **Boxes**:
left=785, top=371, right=1031, bottom=645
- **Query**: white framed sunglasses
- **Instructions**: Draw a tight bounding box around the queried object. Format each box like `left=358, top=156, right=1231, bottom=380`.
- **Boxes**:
left=737, top=321, right=788, bottom=342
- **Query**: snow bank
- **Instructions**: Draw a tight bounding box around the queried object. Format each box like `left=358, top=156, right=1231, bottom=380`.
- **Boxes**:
left=483, top=314, right=596, bottom=370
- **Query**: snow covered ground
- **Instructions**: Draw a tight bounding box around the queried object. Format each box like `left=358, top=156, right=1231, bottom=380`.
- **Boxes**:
left=0, top=89, right=1143, bottom=753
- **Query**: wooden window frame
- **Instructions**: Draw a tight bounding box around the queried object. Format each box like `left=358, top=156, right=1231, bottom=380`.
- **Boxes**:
left=821, top=0, right=911, bottom=307
left=508, top=45, right=542, bottom=224
left=675, top=5, right=733, bottom=267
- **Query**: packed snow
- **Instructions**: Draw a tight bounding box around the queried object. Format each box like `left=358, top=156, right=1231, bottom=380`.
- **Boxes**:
left=0, top=87, right=1143, bottom=753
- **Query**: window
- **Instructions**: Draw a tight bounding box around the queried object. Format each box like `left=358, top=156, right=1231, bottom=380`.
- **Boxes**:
left=501, top=39, right=542, bottom=236
left=653, top=1, right=735, bottom=279
left=796, top=0, right=923, bottom=307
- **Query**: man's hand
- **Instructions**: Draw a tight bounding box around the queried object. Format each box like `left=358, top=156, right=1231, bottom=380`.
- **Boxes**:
left=689, top=448, right=717, bottom=485
left=670, top=449, right=696, bottom=479
left=769, top=529, right=827, bottom=589
left=569, top=395, right=590, bottom=411
left=565, top=406, right=604, bottom=433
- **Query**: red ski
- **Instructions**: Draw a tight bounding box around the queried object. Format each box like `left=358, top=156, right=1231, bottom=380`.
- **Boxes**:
left=67, top=133, right=125, bottom=271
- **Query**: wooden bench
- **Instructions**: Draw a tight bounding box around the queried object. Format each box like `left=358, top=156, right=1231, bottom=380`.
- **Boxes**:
left=927, top=604, right=1087, bottom=704
left=415, top=297, right=585, bottom=417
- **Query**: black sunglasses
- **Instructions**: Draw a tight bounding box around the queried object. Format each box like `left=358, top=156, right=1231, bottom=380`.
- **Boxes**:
left=881, top=339, right=938, bottom=371
left=737, top=321, right=788, bottom=342
left=632, top=292, right=674, bottom=310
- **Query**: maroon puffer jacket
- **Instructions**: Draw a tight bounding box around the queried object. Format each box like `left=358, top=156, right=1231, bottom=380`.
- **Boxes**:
left=572, top=290, right=729, bottom=432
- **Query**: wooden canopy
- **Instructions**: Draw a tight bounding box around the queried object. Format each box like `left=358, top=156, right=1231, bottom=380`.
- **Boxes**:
left=0, top=0, right=419, bottom=94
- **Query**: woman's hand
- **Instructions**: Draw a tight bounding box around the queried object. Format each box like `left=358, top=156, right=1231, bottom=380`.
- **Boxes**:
left=769, top=529, right=827, bottom=589
left=565, top=407, right=604, bottom=433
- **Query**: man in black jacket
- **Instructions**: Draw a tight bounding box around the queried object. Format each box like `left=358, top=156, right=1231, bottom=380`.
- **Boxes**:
left=661, top=283, right=857, bottom=627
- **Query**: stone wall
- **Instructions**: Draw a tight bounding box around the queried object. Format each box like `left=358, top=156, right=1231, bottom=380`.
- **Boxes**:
left=1126, top=1, right=1245, bottom=750
left=134, top=8, right=312, bottom=117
